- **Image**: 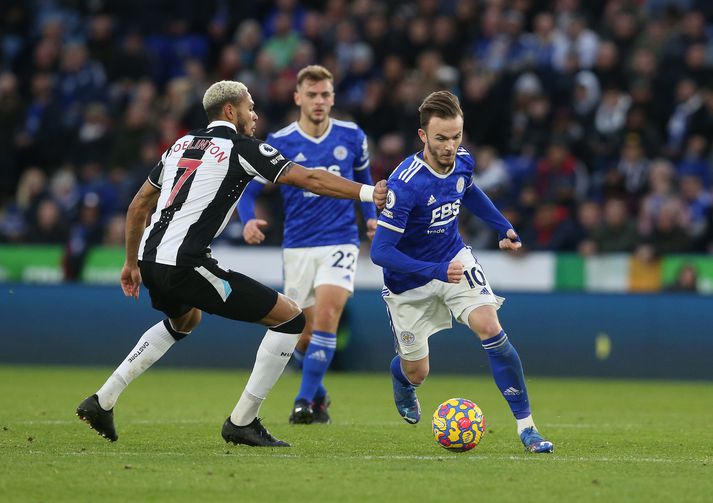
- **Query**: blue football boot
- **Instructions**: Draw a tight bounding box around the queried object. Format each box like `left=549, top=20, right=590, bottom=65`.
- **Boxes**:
left=391, top=374, right=421, bottom=424
left=520, top=426, right=554, bottom=453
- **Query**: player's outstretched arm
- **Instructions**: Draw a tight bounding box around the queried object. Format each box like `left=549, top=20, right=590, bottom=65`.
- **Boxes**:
left=463, top=183, right=521, bottom=248
left=277, top=163, right=387, bottom=209
left=121, top=181, right=160, bottom=299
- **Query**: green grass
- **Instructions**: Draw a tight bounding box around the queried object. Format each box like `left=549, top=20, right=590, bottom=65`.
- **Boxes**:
left=0, top=366, right=711, bottom=503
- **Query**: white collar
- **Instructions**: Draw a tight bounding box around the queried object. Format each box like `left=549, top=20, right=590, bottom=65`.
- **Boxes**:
left=417, top=151, right=456, bottom=179
left=294, top=119, right=333, bottom=144
left=207, top=120, right=237, bottom=132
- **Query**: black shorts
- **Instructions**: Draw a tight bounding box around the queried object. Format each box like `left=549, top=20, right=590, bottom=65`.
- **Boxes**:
left=139, top=260, right=279, bottom=322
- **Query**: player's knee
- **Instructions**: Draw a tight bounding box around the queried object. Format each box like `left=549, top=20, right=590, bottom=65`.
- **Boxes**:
left=271, top=311, right=306, bottom=335
left=469, top=312, right=502, bottom=339
left=164, top=318, right=194, bottom=341
left=475, top=321, right=502, bottom=340
left=405, top=367, right=429, bottom=385
left=281, top=295, right=301, bottom=318
left=167, top=309, right=202, bottom=339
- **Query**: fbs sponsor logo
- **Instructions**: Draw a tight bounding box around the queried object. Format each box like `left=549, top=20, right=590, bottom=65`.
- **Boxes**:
left=128, top=342, right=149, bottom=363
left=429, top=199, right=461, bottom=225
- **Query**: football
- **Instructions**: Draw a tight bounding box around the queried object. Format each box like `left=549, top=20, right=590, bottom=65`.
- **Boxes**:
left=432, top=398, right=486, bottom=452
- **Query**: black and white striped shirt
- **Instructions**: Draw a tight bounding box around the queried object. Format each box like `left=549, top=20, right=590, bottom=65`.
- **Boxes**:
left=138, top=120, right=292, bottom=267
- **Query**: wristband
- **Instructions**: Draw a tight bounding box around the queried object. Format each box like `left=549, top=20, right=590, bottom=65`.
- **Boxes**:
left=359, top=184, right=375, bottom=203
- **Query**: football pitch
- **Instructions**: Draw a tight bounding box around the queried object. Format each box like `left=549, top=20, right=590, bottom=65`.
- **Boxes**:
left=0, top=366, right=710, bottom=503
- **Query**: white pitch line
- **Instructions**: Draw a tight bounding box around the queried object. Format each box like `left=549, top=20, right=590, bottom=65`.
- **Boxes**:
left=23, top=450, right=711, bottom=465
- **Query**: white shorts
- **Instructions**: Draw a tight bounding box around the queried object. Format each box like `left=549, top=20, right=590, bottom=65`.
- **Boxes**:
left=283, top=244, right=359, bottom=309
left=383, top=247, right=504, bottom=361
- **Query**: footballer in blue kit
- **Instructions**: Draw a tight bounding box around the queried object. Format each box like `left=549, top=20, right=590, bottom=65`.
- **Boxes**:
left=238, top=65, right=377, bottom=424
left=371, top=91, right=554, bottom=453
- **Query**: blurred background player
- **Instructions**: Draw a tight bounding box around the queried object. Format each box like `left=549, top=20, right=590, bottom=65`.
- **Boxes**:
left=370, top=91, right=553, bottom=453
left=238, top=65, right=377, bottom=424
left=76, top=80, right=386, bottom=446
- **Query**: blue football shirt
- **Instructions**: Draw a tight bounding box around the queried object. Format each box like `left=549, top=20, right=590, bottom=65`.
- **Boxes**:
left=265, top=119, right=370, bottom=248
left=377, top=147, right=476, bottom=293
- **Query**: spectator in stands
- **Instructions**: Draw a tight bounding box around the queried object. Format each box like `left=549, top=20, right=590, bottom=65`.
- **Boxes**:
left=519, top=202, right=577, bottom=251
left=589, top=197, right=639, bottom=254
left=637, top=199, right=692, bottom=260
left=553, top=12, right=600, bottom=71
left=533, top=139, right=586, bottom=209
left=616, top=134, right=651, bottom=200
left=639, top=159, right=682, bottom=235
left=26, top=198, right=67, bottom=244
left=665, top=78, right=702, bottom=158
left=474, top=146, right=511, bottom=204
left=63, top=192, right=104, bottom=281
left=679, top=173, right=711, bottom=242
left=574, top=200, right=603, bottom=256
left=665, top=263, right=700, bottom=293
left=2, top=0, right=713, bottom=258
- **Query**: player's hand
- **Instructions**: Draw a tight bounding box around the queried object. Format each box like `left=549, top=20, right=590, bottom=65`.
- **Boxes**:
left=447, top=260, right=464, bottom=283
left=499, top=229, right=522, bottom=251
left=366, top=218, right=377, bottom=240
left=243, top=218, right=268, bottom=244
left=373, top=180, right=387, bottom=210
left=120, top=263, right=142, bottom=299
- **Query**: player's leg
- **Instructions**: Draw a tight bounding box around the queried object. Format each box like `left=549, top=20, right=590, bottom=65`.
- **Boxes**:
left=291, top=284, right=349, bottom=424
left=77, top=262, right=200, bottom=442
left=467, top=305, right=553, bottom=453
left=223, top=292, right=304, bottom=447
left=77, top=309, right=200, bottom=441
left=390, top=353, right=429, bottom=424
left=292, top=306, right=314, bottom=367
left=384, top=282, right=451, bottom=424
left=287, top=244, right=357, bottom=423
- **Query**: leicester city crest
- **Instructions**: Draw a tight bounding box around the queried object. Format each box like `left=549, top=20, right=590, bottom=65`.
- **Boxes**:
left=333, top=145, right=348, bottom=160
left=400, top=331, right=416, bottom=345
left=456, top=176, right=465, bottom=193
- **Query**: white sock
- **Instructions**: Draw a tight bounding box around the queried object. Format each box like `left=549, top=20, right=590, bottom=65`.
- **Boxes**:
left=231, top=329, right=300, bottom=426
left=96, top=320, right=179, bottom=410
left=516, top=415, right=537, bottom=435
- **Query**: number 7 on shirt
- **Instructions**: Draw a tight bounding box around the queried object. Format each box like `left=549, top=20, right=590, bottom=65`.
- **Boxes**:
left=166, top=158, right=202, bottom=208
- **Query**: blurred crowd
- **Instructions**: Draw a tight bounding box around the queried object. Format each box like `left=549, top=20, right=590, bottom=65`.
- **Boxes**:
left=2, top=0, right=713, bottom=280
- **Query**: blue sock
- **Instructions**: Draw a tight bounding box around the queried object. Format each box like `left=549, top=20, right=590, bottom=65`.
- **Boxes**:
left=296, top=331, right=336, bottom=403
left=292, top=349, right=305, bottom=370
left=314, top=383, right=327, bottom=400
left=293, top=348, right=327, bottom=400
left=390, top=355, right=416, bottom=387
left=482, top=331, right=531, bottom=419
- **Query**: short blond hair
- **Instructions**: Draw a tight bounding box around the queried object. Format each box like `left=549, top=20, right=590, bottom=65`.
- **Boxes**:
left=296, top=65, right=333, bottom=87
left=203, top=80, right=249, bottom=120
